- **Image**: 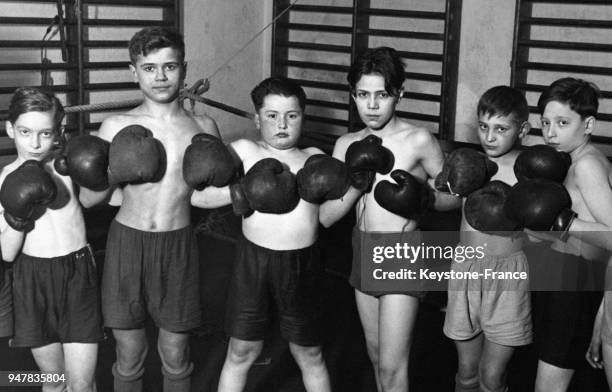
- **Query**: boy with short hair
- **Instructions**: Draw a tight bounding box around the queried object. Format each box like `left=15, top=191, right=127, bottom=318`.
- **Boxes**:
left=319, top=46, right=460, bottom=392
left=1, top=87, right=103, bottom=391
left=526, top=77, right=612, bottom=392
left=443, top=86, right=532, bottom=392
left=73, top=27, right=220, bottom=391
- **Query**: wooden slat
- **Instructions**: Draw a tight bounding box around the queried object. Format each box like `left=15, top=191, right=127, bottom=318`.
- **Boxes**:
left=518, top=62, right=612, bottom=76
left=278, top=41, right=352, bottom=53
left=518, top=39, right=612, bottom=53
left=278, top=23, right=352, bottom=34
left=0, top=61, right=129, bottom=71
left=358, top=28, right=444, bottom=41
left=290, top=4, right=353, bottom=14
left=363, top=8, right=446, bottom=20
left=523, top=17, right=612, bottom=28
left=306, top=99, right=349, bottom=111
left=291, top=78, right=348, bottom=92
left=0, top=40, right=72, bottom=48
left=517, top=83, right=612, bottom=99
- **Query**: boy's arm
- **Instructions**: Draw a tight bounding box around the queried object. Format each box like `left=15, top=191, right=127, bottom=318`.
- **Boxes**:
left=417, top=130, right=461, bottom=211
left=194, top=114, right=221, bottom=139
left=319, top=136, right=363, bottom=228
left=0, top=173, right=25, bottom=261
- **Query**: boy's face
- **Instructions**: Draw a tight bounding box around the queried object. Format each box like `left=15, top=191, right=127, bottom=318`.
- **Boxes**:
left=352, top=73, right=401, bottom=131
left=255, top=94, right=303, bottom=150
left=6, top=111, right=57, bottom=161
left=477, top=113, right=528, bottom=158
left=541, top=100, right=593, bottom=153
left=130, top=47, right=185, bottom=103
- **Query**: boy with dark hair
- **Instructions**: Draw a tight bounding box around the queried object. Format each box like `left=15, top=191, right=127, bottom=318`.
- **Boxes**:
left=63, top=26, right=220, bottom=391
left=1, top=87, right=103, bottom=391
left=320, top=46, right=460, bottom=392
left=443, top=85, right=532, bottom=392
left=192, top=76, right=341, bottom=392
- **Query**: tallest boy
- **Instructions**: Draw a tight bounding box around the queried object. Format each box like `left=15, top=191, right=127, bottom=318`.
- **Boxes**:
left=78, top=27, right=219, bottom=391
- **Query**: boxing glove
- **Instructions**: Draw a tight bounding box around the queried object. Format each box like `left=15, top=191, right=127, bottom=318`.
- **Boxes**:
left=230, top=158, right=299, bottom=216
left=464, top=180, right=519, bottom=234
left=54, top=134, right=110, bottom=191
left=435, top=148, right=498, bottom=197
left=374, top=170, right=431, bottom=220
left=345, top=135, right=394, bottom=193
left=504, top=178, right=577, bottom=238
left=296, top=154, right=350, bottom=204
left=183, top=133, right=243, bottom=190
left=514, top=144, right=571, bottom=183
left=0, top=160, right=57, bottom=232
left=108, top=125, right=166, bottom=185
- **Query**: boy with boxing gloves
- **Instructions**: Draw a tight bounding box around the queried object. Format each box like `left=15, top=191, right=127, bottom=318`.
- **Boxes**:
left=442, top=86, right=532, bottom=392
left=191, top=76, right=343, bottom=392
left=0, top=87, right=103, bottom=391
left=319, top=47, right=460, bottom=392
left=70, top=27, right=220, bottom=392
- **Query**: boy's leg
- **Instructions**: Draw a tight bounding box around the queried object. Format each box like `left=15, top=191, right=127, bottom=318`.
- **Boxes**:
left=157, top=328, right=192, bottom=392
left=602, top=342, right=612, bottom=389
left=217, top=337, right=264, bottom=392
left=454, top=335, right=483, bottom=392
left=377, top=294, right=419, bottom=392
left=534, top=361, right=574, bottom=392
left=112, top=328, right=148, bottom=392
left=479, top=339, right=514, bottom=392
left=288, top=343, right=331, bottom=392
left=31, top=343, right=65, bottom=392
left=63, top=342, right=98, bottom=392
left=355, top=289, right=382, bottom=391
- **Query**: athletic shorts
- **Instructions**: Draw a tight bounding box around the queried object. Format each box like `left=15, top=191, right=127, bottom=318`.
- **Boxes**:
left=0, top=263, right=13, bottom=338
left=12, top=246, right=104, bottom=347
left=102, top=220, right=202, bottom=332
left=526, top=244, right=602, bottom=369
left=225, top=236, right=324, bottom=347
left=443, top=250, right=532, bottom=346
left=349, top=228, right=425, bottom=299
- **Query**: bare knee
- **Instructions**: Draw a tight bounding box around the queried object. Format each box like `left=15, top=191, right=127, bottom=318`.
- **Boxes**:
left=378, top=361, right=407, bottom=390
left=158, top=340, right=189, bottom=372
left=115, top=340, right=148, bottom=376
left=67, top=378, right=95, bottom=392
left=290, top=344, right=325, bottom=368
left=479, top=365, right=506, bottom=392
left=227, top=339, right=263, bottom=366
left=456, top=358, right=479, bottom=386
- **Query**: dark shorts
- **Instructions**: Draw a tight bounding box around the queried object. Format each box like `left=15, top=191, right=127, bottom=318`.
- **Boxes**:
left=349, top=228, right=425, bottom=299
left=12, top=246, right=104, bottom=348
left=102, top=220, right=202, bottom=332
left=526, top=245, right=602, bottom=369
left=0, top=263, right=13, bottom=338
left=225, top=236, right=325, bottom=346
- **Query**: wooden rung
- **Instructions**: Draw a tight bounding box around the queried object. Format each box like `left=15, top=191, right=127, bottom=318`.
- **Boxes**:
left=83, top=0, right=174, bottom=6
left=306, top=99, right=349, bottom=111
left=358, top=28, right=444, bottom=41
left=290, top=78, right=348, bottom=92
left=305, top=115, right=349, bottom=127
left=518, top=62, right=612, bottom=76
left=278, top=23, right=352, bottom=34
left=518, top=39, right=612, bottom=53
left=289, top=4, right=353, bottom=14
left=517, top=83, right=612, bottom=99
left=402, top=91, right=441, bottom=102
left=278, top=41, right=352, bottom=53
left=83, top=18, right=172, bottom=27
left=396, top=110, right=439, bottom=123
left=523, top=17, right=612, bottom=29
left=363, top=8, right=446, bottom=20
left=0, top=40, right=72, bottom=48
left=279, top=60, right=349, bottom=73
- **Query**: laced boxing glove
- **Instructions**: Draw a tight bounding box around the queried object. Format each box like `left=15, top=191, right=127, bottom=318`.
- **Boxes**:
left=435, top=148, right=498, bottom=197
left=230, top=158, right=299, bottom=216
left=345, top=135, right=394, bottom=193
left=108, top=125, right=167, bottom=185
left=464, top=180, right=520, bottom=234
left=296, top=154, right=350, bottom=204
left=514, top=144, right=571, bottom=183
left=504, top=178, right=577, bottom=240
left=0, top=160, right=57, bottom=232
left=54, top=134, right=110, bottom=191
left=182, top=133, right=243, bottom=190
left=374, top=170, right=431, bottom=220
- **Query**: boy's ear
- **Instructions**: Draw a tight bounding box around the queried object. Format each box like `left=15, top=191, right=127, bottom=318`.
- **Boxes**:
left=254, top=113, right=261, bottom=130
left=5, top=121, right=14, bottom=139
left=396, top=88, right=404, bottom=102
left=518, top=121, right=531, bottom=139
left=129, top=63, right=137, bottom=82
left=584, top=116, right=595, bottom=135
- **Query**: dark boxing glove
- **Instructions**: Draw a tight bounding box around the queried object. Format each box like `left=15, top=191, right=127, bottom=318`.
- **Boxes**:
left=108, top=125, right=166, bottom=185
left=296, top=154, right=350, bottom=204
left=54, top=134, right=110, bottom=191
left=230, top=158, right=299, bottom=216
left=0, top=160, right=57, bottom=232
left=345, top=135, right=394, bottom=193
left=435, top=148, right=498, bottom=196
left=514, top=144, right=571, bottom=183
left=183, top=133, right=242, bottom=190
left=464, top=180, right=520, bottom=234
left=504, top=178, right=577, bottom=239
left=374, top=170, right=431, bottom=220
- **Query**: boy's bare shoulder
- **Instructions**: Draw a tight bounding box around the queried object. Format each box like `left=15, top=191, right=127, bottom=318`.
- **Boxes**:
left=97, top=113, right=140, bottom=141
left=192, top=113, right=219, bottom=137
left=573, top=146, right=610, bottom=177
left=230, top=138, right=260, bottom=159
left=303, top=146, right=325, bottom=156
left=395, top=122, right=436, bottom=148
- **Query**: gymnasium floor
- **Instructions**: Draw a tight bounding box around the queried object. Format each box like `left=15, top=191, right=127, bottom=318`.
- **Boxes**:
left=0, top=205, right=607, bottom=392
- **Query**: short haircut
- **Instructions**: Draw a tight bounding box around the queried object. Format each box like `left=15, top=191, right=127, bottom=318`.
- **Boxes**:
left=8, top=87, right=64, bottom=128
left=128, top=26, right=185, bottom=64
left=347, top=46, right=405, bottom=97
left=537, top=77, right=600, bottom=118
left=477, top=86, right=529, bottom=125
left=250, top=76, right=307, bottom=112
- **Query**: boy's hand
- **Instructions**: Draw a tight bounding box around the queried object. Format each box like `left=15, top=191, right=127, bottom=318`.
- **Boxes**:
left=54, top=134, right=110, bottom=191
left=514, top=144, right=571, bottom=183
left=183, top=133, right=243, bottom=190
left=434, top=148, right=498, bottom=197
left=230, top=158, right=299, bottom=216
left=374, top=170, right=431, bottom=220
left=296, top=154, right=350, bottom=204
left=345, top=135, right=394, bottom=193
left=586, top=304, right=604, bottom=369
left=465, top=180, right=519, bottom=234
left=0, top=160, right=57, bottom=232
left=108, top=125, right=167, bottom=186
